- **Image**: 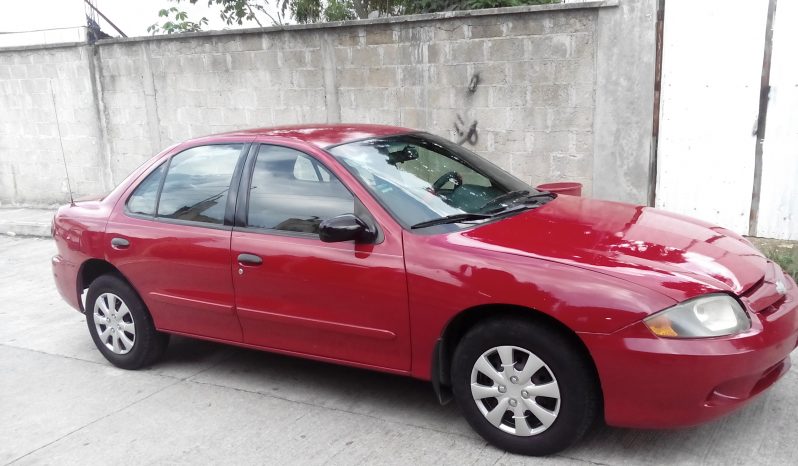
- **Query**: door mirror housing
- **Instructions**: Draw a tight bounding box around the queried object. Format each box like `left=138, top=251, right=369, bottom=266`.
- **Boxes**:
left=319, top=214, right=377, bottom=243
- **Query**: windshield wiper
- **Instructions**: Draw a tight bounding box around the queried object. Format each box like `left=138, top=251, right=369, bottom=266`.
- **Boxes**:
left=410, top=213, right=493, bottom=229
left=479, top=190, right=556, bottom=214
left=486, top=190, right=530, bottom=206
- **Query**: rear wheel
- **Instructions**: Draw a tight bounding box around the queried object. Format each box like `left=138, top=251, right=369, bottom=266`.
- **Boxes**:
left=86, top=275, right=169, bottom=369
left=451, top=317, right=599, bottom=456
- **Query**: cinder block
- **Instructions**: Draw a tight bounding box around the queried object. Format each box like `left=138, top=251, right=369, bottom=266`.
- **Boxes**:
left=439, top=64, right=470, bottom=87
left=492, top=130, right=528, bottom=153
left=549, top=107, right=593, bottom=131
left=450, top=41, right=485, bottom=63
left=507, top=60, right=555, bottom=85
left=470, top=107, right=508, bottom=131
left=366, top=67, right=397, bottom=88
left=489, top=85, right=528, bottom=108
left=428, top=87, right=453, bottom=109
left=279, top=50, right=307, bottom=69
left=433, top=23, right=466, bottom=41
left=529, top=84, right=571, bottom=107
left=516, top=106, right=548, bottom=131
left=473, top=64, right=508, bottom=86
left=571, top=33, right=594, bottom=58
left=426, top=42, right=449, bottom=64
left=239, top=34, right=264, bottom=51
left=293, top=69, right=324, bottom=88
left=571, top=84, right=594, bottom=107
left=553, top=58, right=593, bottom=84
left=574, top=131, right=592, bottom=154
left=533, top=131, right=571, bottom=155
left=504, top=17, right=547, bottom=37
left=527, top=35, right=571, bottom=59
left=400, top=107, right=426, bottom=129
left=334, top=47, right=352, bottom=66
left=230, top=52, right=253, bottom=70
left=337, top=68, right=367, bottom=88
left=548, top=10, right=596, bottom=34
left=366, top=28, right=397, bottom=46
left=205, top=54, right=230, bottom=72
left=396, top=44, right=423, bottom=66
left=251, top=50, right=280, bottom=69
left=487, top=39, right=525, bottom=62
left=351, top=47, right=380, bottom=67
left=398, top=26, right=431, bottom=44
left=467, top=21, right=503, bottom=40
left=306, top=49, right=322, bottom=69
left=334, top=30, right=364, bottom=47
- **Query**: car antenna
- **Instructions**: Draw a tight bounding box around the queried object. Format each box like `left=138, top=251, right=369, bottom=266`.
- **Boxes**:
left=49, top=80, right=75, bottom=206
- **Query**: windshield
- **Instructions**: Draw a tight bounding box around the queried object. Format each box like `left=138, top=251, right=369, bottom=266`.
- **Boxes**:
left=328, top=133, right=546, bottom=228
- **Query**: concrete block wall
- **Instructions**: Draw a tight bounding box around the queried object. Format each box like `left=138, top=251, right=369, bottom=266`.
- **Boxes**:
left=0, top=46, right=107, bottom=204
left=1, top=1, right=656, bottom=207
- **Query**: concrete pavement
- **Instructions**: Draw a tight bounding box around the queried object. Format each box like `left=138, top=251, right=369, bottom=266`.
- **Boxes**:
left=1, top=235, right=797, bottom=465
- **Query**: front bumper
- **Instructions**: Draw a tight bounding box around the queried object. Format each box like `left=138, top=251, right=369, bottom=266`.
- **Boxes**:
left=581, top=273, right=798, bottom=429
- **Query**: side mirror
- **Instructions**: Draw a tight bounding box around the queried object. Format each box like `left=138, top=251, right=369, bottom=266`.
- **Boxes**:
left=319, top=214, right=377, bottom=244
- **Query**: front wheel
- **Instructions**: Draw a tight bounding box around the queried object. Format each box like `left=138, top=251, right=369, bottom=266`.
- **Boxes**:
left=86, top=274, right=169, bottom=369
left=451, top=317, right=600, bottom=456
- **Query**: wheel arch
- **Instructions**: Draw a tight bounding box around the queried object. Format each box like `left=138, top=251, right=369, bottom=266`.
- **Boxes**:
left=432, top=304, right=603, bottom=414
left=76, top=259, right=135, bottom=313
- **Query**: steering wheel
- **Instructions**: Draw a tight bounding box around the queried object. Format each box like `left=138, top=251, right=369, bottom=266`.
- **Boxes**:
left=431, top=171, right=463, bottom=193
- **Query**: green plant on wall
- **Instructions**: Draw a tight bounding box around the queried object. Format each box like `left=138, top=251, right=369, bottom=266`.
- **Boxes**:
left=402, top=0, right=559, bottom=15
left=148, top=0, right=561, bottom=33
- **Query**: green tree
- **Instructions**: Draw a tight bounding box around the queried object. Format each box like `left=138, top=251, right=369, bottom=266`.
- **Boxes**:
left=148, top=0, right=560, bottom=34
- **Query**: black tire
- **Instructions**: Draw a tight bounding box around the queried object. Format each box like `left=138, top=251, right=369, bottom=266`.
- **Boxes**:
left=85, top=274, right=169, bottom=369
left=451, top=317, right=599, bottom=456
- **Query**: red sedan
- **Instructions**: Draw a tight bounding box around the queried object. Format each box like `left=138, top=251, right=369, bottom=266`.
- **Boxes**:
left=52, top=125, right=798, bottom=455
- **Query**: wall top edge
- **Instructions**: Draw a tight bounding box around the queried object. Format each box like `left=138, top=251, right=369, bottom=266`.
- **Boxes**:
left=0, top=1, right=618, bottom=53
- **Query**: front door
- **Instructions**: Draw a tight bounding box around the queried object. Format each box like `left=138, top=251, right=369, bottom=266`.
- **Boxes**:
left=230, top=144, right=410, bottom=371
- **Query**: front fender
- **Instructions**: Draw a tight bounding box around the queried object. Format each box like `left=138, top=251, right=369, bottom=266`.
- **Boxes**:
left=403, top=231, right=676, bottom=380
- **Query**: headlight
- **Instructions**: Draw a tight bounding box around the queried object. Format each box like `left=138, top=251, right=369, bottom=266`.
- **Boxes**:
left=644, top=293, right=750, bottom=338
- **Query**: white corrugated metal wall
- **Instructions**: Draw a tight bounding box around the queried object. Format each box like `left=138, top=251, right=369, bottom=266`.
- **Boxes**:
left=757, top=0, right=798, bottom=240
left=656, top=0, right=797, bottom=240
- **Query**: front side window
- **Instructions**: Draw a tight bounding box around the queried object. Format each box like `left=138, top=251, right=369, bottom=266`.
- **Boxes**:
left=157, top=144, right=243, bottom=225
left=328, top=133, right=536, bottom=228
left=247, top=145, right=353, bottom=234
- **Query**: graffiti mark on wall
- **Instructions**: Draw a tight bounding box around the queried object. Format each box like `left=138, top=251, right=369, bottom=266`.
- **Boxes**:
left=454, top=72, right=480, bottom=146
left=454, top=114, right=478, bottom=146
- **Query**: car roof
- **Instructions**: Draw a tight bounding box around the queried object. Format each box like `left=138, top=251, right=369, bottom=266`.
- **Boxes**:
left=206, top=124, right=415, bottom=148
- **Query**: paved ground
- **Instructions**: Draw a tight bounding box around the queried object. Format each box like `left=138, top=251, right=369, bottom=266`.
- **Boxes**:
left=0, top=208, right=54, bottom=238
left=1, top=235, right=797, bottom=465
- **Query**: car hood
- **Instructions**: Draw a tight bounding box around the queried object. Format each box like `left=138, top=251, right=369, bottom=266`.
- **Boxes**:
left=458, top=195, right=767, bottom=302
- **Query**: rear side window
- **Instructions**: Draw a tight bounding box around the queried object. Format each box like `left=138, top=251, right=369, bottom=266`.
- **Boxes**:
left=247, top=145, right=353, bottom=234
left=156, top=144, right=243, bottom=225
left=127, top=163, right=166, bottom=216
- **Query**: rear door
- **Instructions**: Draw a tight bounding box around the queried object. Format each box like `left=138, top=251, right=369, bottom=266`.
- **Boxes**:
left=230, top=143, right=411, bottom=371
left=106, top=141, right=249, bottom=341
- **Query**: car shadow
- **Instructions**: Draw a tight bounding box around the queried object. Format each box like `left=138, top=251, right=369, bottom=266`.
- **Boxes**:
left=158, top=336, right=473, bottom=437
left=156, top=337, right=797, bottom=463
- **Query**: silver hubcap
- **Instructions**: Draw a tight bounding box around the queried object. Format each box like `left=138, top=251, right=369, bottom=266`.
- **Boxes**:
left=470, top=345, right=561, bottom=437
left=93, top=293, right=136, bottom=355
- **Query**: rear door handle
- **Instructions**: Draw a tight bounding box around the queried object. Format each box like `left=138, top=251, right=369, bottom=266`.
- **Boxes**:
left=237, top=253, right=262, bottom=265
left=111, top=237, right=130, bottom=249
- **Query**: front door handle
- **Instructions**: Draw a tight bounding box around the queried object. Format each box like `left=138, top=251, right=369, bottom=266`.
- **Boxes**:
left=110, top=237, right=130, bottom=249
left=237, top=253, right=262, bottom=265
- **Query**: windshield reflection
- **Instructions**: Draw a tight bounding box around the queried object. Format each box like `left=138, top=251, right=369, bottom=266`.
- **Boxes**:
left=329, top=133, right=539, bottom=228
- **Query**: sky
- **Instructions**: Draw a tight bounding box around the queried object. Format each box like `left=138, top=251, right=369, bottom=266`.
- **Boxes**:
left=0, top=0, right=284, bottom=39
